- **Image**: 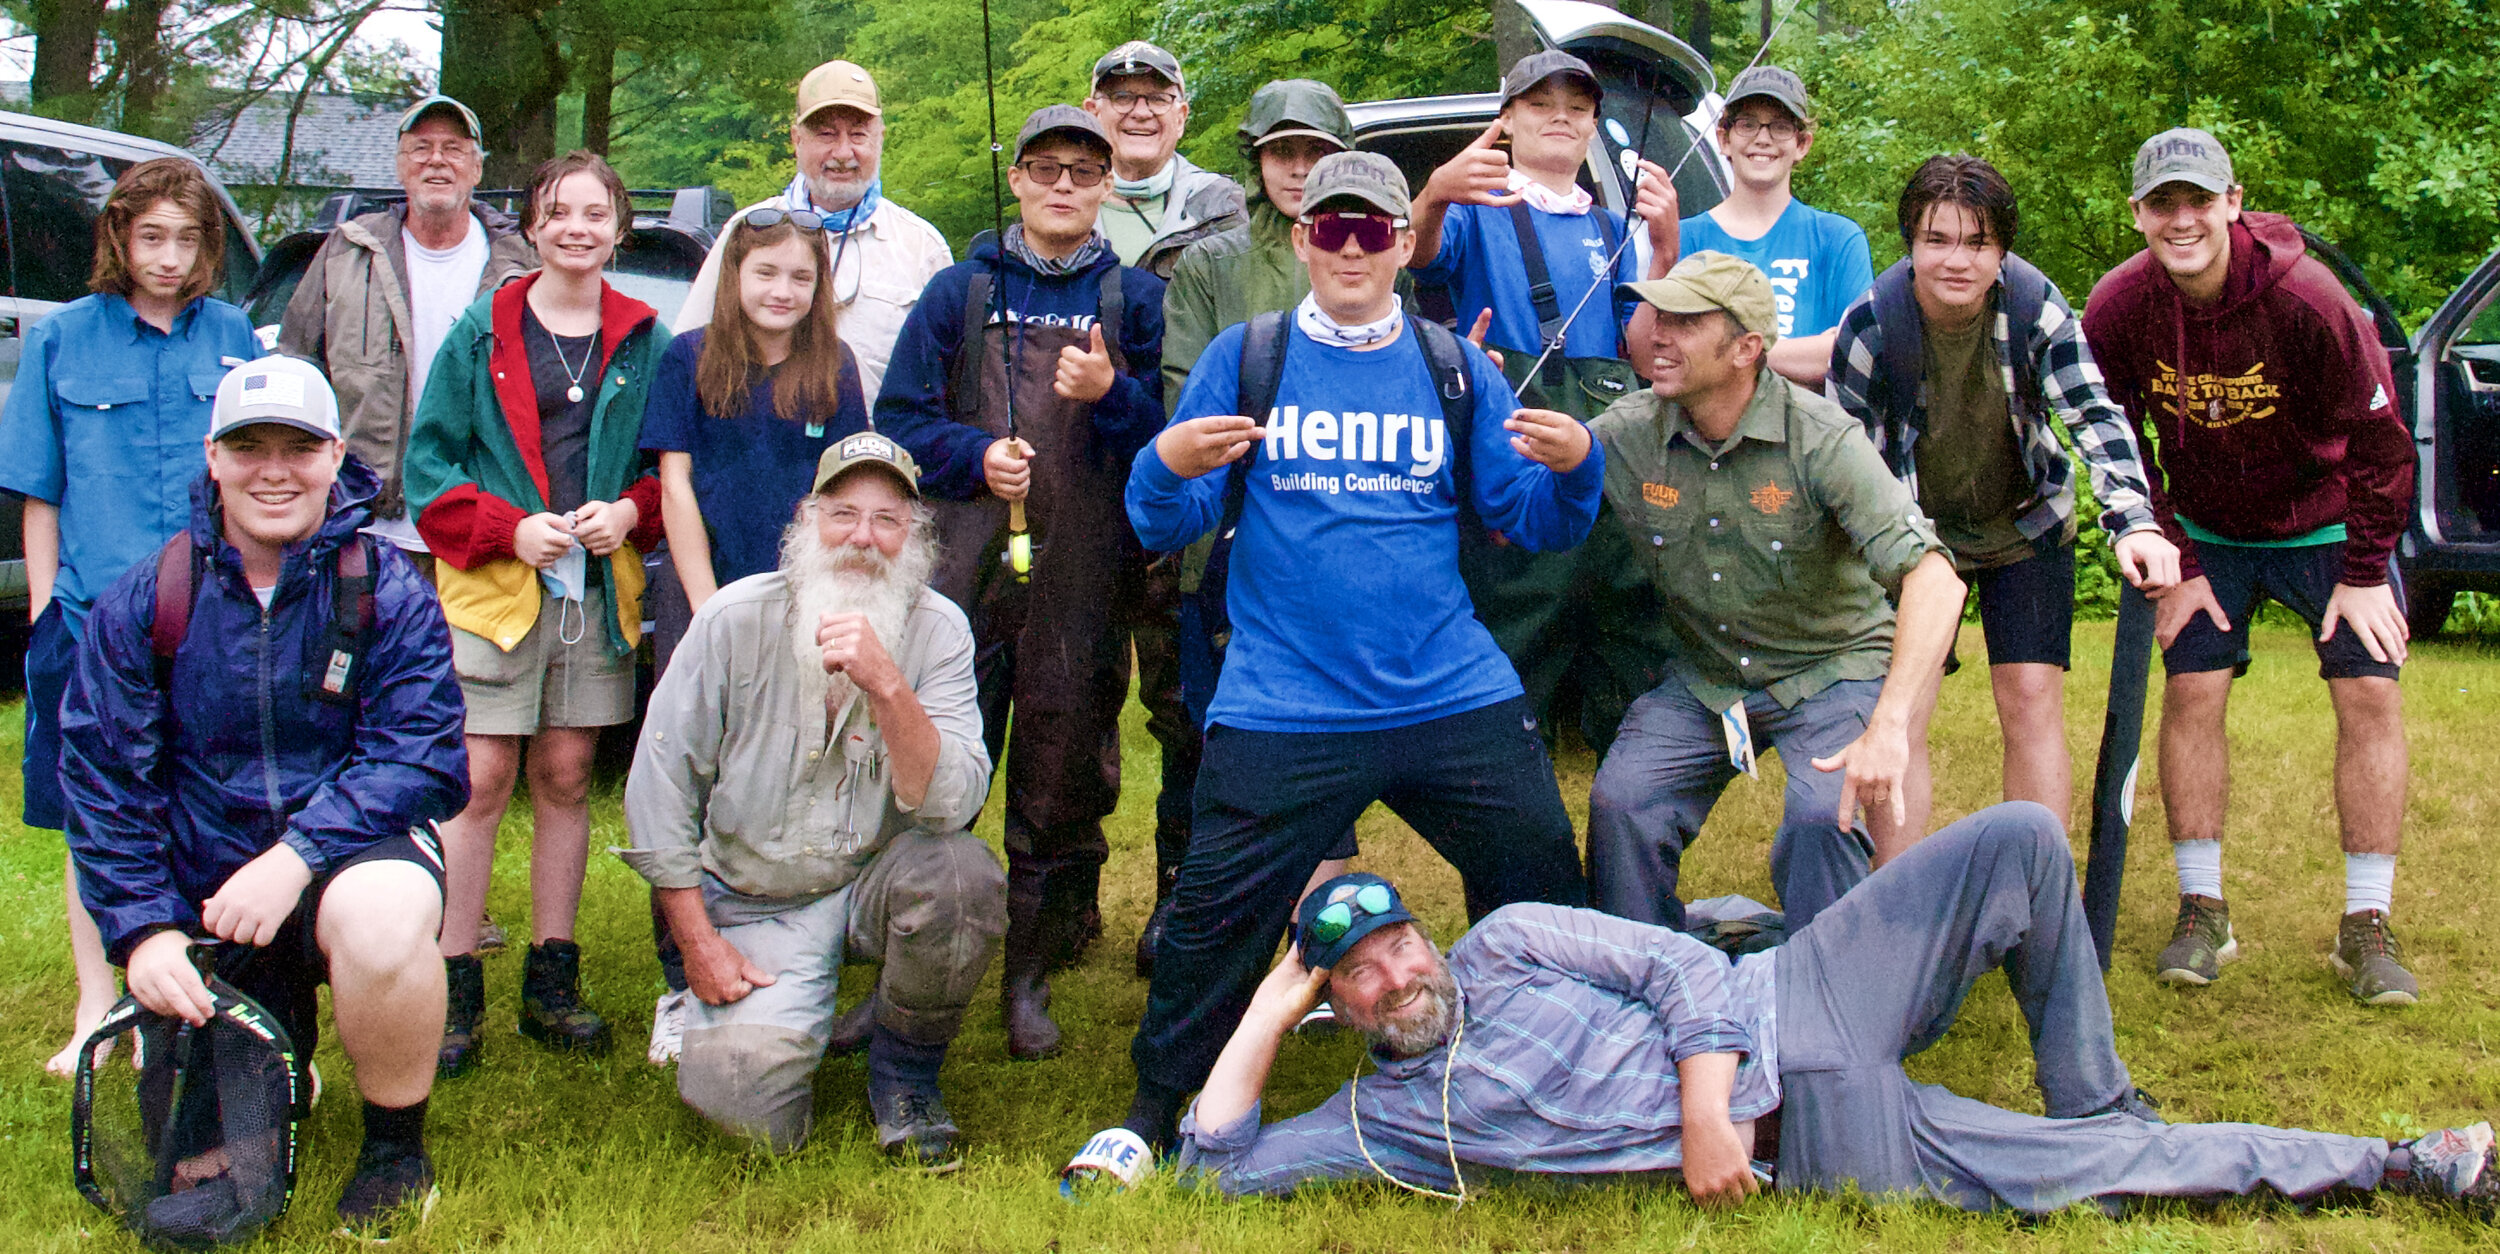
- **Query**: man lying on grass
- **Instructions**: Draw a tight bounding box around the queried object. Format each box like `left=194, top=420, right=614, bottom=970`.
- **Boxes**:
left=1152, top=802, right=2497, bottom=1212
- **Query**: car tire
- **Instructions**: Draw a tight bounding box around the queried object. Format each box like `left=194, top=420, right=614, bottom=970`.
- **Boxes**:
left=2404, top=575, right=2455, bottom=640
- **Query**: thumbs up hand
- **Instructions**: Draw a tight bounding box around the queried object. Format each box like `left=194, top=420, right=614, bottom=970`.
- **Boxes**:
left=1055, top=323, right=1117, bottom=402
left=1423, top=118, right=1522, bottom=209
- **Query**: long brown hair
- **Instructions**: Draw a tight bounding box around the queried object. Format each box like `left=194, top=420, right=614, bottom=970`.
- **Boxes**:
left=696, top=214, right=845, bottom=422
left=90, top=157, right=227, bottom=305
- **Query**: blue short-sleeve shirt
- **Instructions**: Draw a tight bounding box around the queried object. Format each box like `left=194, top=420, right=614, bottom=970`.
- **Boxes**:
left=1678, top=200, right=1875, bottom=340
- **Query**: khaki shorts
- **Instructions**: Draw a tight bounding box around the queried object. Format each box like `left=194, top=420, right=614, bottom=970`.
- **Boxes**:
left=452, top=585, right=635, bottom=735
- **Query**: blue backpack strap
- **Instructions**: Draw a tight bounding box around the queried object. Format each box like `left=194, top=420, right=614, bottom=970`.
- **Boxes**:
left=1869, top=257, right=1925, bottom=447
left=1407, top=315, right=1479, bottom=530
left=1198, top=311, right=1294, bottom=648
left=1996, top=251, right=2052, bottom=405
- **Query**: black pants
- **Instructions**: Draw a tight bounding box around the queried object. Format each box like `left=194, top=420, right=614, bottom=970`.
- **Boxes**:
left=1128, top=696, right=1586, bottom=1093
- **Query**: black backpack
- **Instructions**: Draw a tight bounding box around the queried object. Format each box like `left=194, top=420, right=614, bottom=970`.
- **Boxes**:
left=1189, top=311, right=1478, bottom=658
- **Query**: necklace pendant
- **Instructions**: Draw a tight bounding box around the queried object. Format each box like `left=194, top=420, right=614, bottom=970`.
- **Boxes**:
left=566, top=384, right=585, bottom=404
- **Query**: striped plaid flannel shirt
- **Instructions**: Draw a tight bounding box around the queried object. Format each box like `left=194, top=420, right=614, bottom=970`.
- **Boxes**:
left=1825, top=277, right=2161, bottom=543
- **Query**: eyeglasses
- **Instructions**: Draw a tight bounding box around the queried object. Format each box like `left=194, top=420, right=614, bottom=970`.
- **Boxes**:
left=744, top=207, right=829, bottom=231
left=398, top=140, right=476, bottom=162
left=1307, top=882, right=1398, bottom=949
left=1016, top=158, right=1110, bottom=188
left=1101, top=90, right=1180, bottom=115
left=1726, top=115, right=1803, bottom=141
left=1302, top=212, right=1408, bottom=255
left=818, top=505, right=912, bottom=537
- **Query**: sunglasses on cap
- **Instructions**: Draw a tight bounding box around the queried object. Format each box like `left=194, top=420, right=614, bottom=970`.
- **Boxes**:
left=743, top=207, right=829, bottom=231
left=1306, top=881, right=1399, bottom=950
left=1302, top=211, right=1408, bottom=255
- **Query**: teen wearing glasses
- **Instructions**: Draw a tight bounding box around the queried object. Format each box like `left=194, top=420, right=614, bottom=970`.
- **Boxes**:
left=875, top=104, right=1165, bottom=1064
left=1092, top=150, right=1594, bottom=1162
left=405, top=151, right=672, bottom=1076
left=1081, top=40, right=1246, bottom=278
left=1677, top=66, right=1874, bottom=388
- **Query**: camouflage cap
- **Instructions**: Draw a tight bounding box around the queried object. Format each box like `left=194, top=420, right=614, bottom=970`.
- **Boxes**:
left=2131, top=127, right=2236, bottom=200
left=1298, top=150, right=1410, bottom=219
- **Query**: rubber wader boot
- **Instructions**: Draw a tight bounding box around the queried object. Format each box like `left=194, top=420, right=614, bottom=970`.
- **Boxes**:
left=1003, top=866, right=1063, bottom=1060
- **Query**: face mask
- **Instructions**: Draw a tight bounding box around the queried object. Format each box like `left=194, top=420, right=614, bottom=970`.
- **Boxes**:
left=542, top=538, right=589, bottom=644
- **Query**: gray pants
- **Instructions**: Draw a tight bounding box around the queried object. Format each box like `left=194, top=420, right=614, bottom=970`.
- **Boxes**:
left=1775, top=803, right=2387, bottom=1212
left=677, top=829, right=1007, bottom=1152
left=1588, top=676, right=1877, bottom=931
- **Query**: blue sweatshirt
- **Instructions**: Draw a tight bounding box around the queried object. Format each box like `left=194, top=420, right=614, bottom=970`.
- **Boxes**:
left=1413, top=202, right=1637, bottom=360
left=873, top=234, right=1165, bottom=499
left=1128, top=320, right=1604, bottom=733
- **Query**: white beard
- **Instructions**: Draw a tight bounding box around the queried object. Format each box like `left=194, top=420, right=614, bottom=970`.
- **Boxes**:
left=782, top=520, right=935, bottom=714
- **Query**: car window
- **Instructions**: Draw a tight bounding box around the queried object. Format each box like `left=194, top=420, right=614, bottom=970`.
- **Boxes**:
left=1580, top=54, right=1725, bottom=219
left=2461, top=290, right=2500, bottom=348
left=3, top=142, right=120, bottom=303
left=609, top=226, right=704, bottom=327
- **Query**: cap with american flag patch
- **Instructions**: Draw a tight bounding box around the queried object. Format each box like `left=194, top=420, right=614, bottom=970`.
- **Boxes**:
left=209, top=355, right=341, bottom=442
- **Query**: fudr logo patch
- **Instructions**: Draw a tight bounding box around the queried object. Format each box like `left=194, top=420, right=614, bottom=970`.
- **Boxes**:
left=838, top=433, right=895, bottom=460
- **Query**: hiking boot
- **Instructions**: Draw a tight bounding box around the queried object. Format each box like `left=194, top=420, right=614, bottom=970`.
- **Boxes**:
left=335, top=1144, right=438, bottom=1242
left=2385, top=1122, right=2499, bottom=1205
left=870, top=1081, right=964, bottom=1173
left=2155, top=894, right=2237, bottom=986
left=646, top=988, right=690, bottom=1065
left=2331, top=909, right=2421, bottom=1006
left=519, top=940, right=612, bottom=1053
left=2069, top=1086, right=2164, bottom=1124
left=438, top=954, right=485, bottom=1078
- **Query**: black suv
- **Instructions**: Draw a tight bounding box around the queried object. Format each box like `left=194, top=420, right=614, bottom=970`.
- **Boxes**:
left=0, top=111, right=264, bottom=660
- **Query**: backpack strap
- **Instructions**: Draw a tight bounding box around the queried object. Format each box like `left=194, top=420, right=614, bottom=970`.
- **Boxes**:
left=1869, top=257, right=1925, bottom=450
left=949, top=254, right=995, bottom=422
left=1200, top=311, right=1294, bottom=643
left=307, top=536, right=377, bottom=705
left=149, top=532, right=198, bottom=689
left=1408, top=315, right=1480, bottom=530
left=1997, top=252, right=2052, bottom=407
left=1096, top=265, right=1129, bottom=376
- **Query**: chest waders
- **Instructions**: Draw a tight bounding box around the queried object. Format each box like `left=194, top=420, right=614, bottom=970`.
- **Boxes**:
left=927, top=257, right=1134, bottom=1060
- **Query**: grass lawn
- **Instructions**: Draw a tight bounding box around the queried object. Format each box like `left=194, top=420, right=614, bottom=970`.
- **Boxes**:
left=5, top=620, right=2500, bottom=1251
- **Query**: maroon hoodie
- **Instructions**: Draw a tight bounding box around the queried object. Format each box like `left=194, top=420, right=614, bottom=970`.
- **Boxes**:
left=2083, top=211, right=2412, bottom=586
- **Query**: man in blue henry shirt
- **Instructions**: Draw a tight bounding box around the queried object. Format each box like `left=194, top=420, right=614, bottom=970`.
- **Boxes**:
left=1157, top=805, right=2500, bottom=1215
left=1677, top=66, right=1874, bottom=388
left=1098, top=151, right=1595, bottom=1157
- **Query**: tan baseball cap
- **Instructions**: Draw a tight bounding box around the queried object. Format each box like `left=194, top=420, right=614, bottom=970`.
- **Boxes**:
left=1617, top=251, right=1780, bottom=346
left=797, top=60, right=881, bottom=123
left=813, top=431, right=922, bottom=498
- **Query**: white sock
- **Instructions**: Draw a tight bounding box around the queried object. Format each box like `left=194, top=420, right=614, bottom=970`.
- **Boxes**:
left=2172, top=840, right=2224, bottom=900
left=2345, top=853, right=2397, bottom=916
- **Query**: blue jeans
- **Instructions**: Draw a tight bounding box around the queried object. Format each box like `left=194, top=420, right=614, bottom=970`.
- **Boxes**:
left=1775, top=803, right=2387, bottom=1212
left=1586, top=676, right=1879, bottom=931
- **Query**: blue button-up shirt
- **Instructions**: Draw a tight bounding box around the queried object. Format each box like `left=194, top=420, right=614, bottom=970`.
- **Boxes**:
left=1176, top=903, right=1781, bottom=1196
left=0, top=293, right=259, bottom=630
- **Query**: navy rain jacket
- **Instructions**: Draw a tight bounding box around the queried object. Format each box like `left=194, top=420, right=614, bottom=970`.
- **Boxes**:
left=62, top=455, right=469, bottom=964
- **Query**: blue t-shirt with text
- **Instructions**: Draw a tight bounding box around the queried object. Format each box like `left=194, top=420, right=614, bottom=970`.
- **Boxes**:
left=1127, top=322, right=1604, bottom=733
left=1678, top=199, right=1875, bottom=340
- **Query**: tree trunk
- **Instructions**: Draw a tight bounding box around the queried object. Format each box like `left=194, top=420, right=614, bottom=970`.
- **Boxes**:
left=1645, top=0, right=1676, bottom=38
left=1759, top=0, right=1773, bottom=45
left=29, top=0, right=104, bottom=117
left=1689, top=0, right=1711, bottom=62
left=114, top=0, right=172, bottom=136
left=575, top=3, right=615, bottom=156
left=442, top=0, right=567, bottom=186
left=1490, top=0, right=1537, bottom=76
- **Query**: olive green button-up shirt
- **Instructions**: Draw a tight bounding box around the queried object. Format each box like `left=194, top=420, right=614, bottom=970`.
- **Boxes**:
left=1592, top=365, right=1945, bottom=711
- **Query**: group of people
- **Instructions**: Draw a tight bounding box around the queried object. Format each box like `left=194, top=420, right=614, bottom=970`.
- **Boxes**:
left=4, top=32, right=2472, bottom=1240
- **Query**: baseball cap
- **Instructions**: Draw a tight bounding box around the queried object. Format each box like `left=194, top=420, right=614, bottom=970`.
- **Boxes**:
left=797, top=59, right=882, bottom=123
left=812, top=431, right=922, bottom=498
left=1239, top=79, right=1352, bottom=151
left=210, top=357, right=342, bottom=442
left=1499, top=49, right=1602, bottom=106
left=1722, top=65, right=1811, bottom=124
left=1618, top=251, right=1781, bottom=345
left=1299, top=150, right=1410, bottom=218
left=397, top=93, right=480, bottom=140
left=1091, top=40, right=1184, bottom=92
left=1296, top=873, right=1416, bottom=972
left=1015, top=104, right=1113, bottom=161
left=2131, top=127, right=2235, bottom=201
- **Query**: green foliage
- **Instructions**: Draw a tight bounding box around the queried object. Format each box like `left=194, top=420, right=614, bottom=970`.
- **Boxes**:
left=1787, top=0, right=2500, bottom=329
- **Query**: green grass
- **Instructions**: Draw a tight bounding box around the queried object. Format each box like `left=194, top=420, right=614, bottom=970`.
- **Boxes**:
left=7, top=621, right=2500, bottom=1251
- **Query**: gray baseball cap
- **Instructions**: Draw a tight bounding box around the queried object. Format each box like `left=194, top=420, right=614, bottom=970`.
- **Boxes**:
left=1722, top=65, right=1811, bottom=123
left=1500, top=49, right=1602, bottom=106
left=2131, top=127, right=2236, bottom=200
left=1014, top=104, right=1113, bottom=161
left=1239, top=79, right=1352, bottom=151
left=1092, top=40, right=1184, bottom=92
left=210, top=356, right=342, bottom=443
left=1299, top=151, right=1410, bottom=219
left=398, top=93, right=481, bottom=140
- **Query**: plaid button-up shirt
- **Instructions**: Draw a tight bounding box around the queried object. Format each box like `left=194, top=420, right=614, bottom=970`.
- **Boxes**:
left=1826, top=273, right=2160, bottom=547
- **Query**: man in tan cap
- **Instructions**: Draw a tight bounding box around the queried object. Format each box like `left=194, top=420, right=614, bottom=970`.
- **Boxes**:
left=676, top=59, right=951, bottom=403
left=622, top=432, right=1002, bottom=1170
left=1583, top=251, right=1962, bottom=934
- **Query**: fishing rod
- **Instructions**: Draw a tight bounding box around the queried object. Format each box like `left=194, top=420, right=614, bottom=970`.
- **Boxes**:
left=977, top=0, right=1033, bottom=582
left=1513, top=0, right=1816, bottom=397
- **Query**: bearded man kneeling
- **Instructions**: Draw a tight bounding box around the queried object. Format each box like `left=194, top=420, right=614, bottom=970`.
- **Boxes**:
left=622, top=433, right=1002, bottom=1170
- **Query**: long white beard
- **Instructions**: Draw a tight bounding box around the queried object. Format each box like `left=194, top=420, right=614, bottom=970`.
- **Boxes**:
left=782, top=521, right=936, bottom=714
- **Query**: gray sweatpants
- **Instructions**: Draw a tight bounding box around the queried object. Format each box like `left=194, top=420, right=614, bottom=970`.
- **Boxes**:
left=1774, top=802, right=2387, bottom=1212
left=676, top=829, right=1006, bottom=1152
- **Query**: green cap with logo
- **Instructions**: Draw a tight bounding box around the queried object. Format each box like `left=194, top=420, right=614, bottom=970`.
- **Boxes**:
left=2130, top=126, right=2236, bottom=201
left=813, top=431, right=923, bottom=498
left=1617, top=251, right=1780, bottom=346
left=1298, top=150, right=1410, bottom=219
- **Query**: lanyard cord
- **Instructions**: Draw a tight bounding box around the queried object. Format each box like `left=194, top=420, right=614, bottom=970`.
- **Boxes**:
left=1348, top=988, right=1469, bottom=1207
